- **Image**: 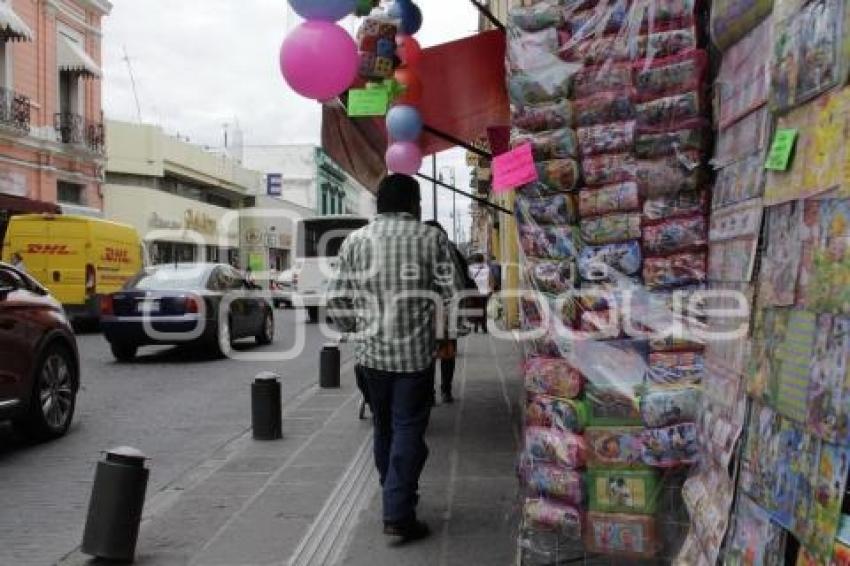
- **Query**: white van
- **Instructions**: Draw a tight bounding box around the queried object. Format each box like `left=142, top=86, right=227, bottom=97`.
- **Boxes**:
left=292, top=215, right=368, bottom=323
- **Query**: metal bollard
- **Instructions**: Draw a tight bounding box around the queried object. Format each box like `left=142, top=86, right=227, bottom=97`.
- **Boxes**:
left=320, top=343, right=341, bottom=389
left=81, top=446, right=149, bottom=562
left=252, top=372, right=282, bottom=440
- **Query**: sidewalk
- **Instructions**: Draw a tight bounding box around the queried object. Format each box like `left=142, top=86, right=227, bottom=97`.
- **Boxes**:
left=59, top=334, right=523, bottom=566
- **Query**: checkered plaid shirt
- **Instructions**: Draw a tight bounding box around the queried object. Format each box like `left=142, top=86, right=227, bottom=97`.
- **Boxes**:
left=327, top=213, right=465, bottom=373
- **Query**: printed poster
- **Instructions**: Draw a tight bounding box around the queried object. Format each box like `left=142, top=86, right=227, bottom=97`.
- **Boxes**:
left=748, top=307, right=792, bottom=403
left=759, top=201, right=805, bottom=306
left=775, top=310, right=817, bottom=423
left=682, top=465, right=735, bottom=565
left=713, top=151, right=766, bottom=210
left=725, top=495, right=787, bottom=566
left=798, top=198, right=850, bottom=313
left=805, top=314, right=850, bottom=444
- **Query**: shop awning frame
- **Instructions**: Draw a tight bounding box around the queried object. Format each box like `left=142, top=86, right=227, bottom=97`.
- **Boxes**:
left=416, top=172, right=511, bottom=215
left=57, top=35, right=102, bottom=78
left=0, top=3, right=33, bottom=42
left=468, top=0, right=506, bottom=32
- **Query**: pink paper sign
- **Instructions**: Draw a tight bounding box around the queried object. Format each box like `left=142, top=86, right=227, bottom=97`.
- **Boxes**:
left=493, top=143, right=538, bottom=193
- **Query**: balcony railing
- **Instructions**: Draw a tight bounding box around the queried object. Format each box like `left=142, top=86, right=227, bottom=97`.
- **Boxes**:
left=54, top=113, right=105, bottom=154
left=0, top=87, right=31, bottom=134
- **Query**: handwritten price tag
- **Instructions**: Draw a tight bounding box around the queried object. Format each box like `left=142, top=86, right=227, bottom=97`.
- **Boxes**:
left=492, top=143, right=538, bottom=193
left=765, top=128, right=798, bottom=171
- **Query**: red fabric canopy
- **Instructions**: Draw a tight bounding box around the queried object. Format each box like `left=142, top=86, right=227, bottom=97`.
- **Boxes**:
left=322, top=30, right=509, bottom=191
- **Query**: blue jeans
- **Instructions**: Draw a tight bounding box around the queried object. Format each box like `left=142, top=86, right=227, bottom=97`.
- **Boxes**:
left=359, top=364, right=433, bottom=524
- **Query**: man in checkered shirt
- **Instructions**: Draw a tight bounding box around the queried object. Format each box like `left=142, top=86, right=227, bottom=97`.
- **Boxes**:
left=327, top=174, right=465, bottom=542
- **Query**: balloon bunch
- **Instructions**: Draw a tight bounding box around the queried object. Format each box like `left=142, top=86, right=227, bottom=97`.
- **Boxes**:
left=279, top=0, right=359, bottom=102
left=384, top=0, right=424, bottom=175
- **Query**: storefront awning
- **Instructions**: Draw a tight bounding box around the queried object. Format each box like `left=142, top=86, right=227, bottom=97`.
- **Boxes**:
left=57, top=35, right=102, bottom=78
left=322, top=30, right=509, bottom=191
left=0, top=193, right=61, bottom=215
left=0, top=3, right=33, bottom=42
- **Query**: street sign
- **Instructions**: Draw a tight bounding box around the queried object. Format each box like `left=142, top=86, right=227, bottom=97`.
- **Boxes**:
left=267, top=173, right=282, bottom=196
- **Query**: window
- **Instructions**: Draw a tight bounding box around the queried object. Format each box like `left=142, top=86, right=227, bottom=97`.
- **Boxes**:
left=57, top=181, right=85, bottom=205
left=0, top=40, right=9, bottom=89
left=0, top=267, right=21, bottom=291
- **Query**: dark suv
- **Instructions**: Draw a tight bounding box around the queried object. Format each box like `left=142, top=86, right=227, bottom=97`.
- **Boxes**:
left=0, top=262, right=79, bottom=439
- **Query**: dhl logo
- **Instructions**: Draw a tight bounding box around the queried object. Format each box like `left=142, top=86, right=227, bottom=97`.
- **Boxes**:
left=102, top=247, right=131, bottom=264
left=26, top=244, right=73, bottom=255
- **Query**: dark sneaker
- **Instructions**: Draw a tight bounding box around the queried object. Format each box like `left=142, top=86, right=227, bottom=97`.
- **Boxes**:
left=383, top=519, right=431, bottom=542
left=441, top=391, right=455, bottom=404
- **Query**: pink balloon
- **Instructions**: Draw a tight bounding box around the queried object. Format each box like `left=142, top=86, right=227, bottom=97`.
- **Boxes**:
left=386, top=141, right=423, bottom=175
left=280, top=21, right=358, bottom=102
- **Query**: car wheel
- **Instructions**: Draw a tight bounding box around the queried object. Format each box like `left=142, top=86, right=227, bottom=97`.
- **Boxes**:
left=214, top=315, right=233, bottom=357
left=306, top=306, right=320, bottom=324
left=110, top=341, right=138, bottom=362
left=17, top=342, right=78, bottom=440
left=256, top=309, right=274, bottom=345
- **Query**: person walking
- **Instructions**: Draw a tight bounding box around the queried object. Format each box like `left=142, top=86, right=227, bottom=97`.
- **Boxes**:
left=468, top=253, right=492, bottom=333
left=327, top=174, right=465, bottom=543
left=423, top=220, right=475, bottom=405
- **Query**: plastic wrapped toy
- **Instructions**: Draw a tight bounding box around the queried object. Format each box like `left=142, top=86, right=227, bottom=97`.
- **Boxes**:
left=640, top=422, right=698, bottom=466
left=574, top=91, right=636, bottom=127
left=578, top=241, right=643, bottom=280
left=640, top=27, right=699, bottom=60
left=640, top=386, right=701, bottom=427
left=573, top=63, right=633, bottom=99
left=634, top=51, right=708, bottom=101
left=642, top=216, right=707, bottom=255
left=578, top=182, right=640, bottom=218
left=585, top=512, right=658, bottom=558
left=586, top=385, right=643, bottom=426
left=526, top=259, right=576, bottom=294
left=530, top=159, right=581, bottom=192
left=526, top=393, right=588, bottom=433
left=525, top=465, right=584, bottom=505
left=643, top=252, right=707, bottom=289
left=524, top=426, right=587, bottom=469
left=523, top=498, right=583, bottom=537
left=635, top=91, right=702, bottom=130
left=643, top=191, right=708, bottom=222
left=525, top=356, right=584, bottom=400
left=647, top=351, right=705, bottom=385
left=513, top=100, right=574, bottom=132
left=586, top=426, right=645, bottom=467
left=582, top=153, right=637, bottom=187
left=356, top=14, right=398, bottom=80
left=509, top=4, right=566, bottom=31
left=577, top=121, right=636, bottom=157
left=580, top=213, right=642, bottom=245
left=586, top=468, right=660, bottom=514
left=509, top=64, right=574, bottom=106
left=516, top=193, right=578, bottom=226
left=635, top=127, right=705, bottom=158
left=635, top=153, right=703, bottom=196
left=513, top=128, right=579, bottom=161
left=520, top=225, right=578, bottom=259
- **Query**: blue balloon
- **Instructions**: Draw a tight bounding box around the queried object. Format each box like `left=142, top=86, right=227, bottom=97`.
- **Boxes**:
left=399, top=2, right=422, bottom=35
left=387, top=1, right=404, bottom=18
left=288, top=0, right=355, bottom=22
left=387, top=105, right=423, bottom=142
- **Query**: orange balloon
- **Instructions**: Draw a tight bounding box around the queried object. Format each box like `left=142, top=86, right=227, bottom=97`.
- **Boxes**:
left=396, top=34, right=422, bottom=67
left=394, top=67, right=423, bottom=105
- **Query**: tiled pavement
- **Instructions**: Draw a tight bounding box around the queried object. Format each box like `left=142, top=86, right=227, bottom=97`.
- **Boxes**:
left=58, top=334, right=523, bottom=566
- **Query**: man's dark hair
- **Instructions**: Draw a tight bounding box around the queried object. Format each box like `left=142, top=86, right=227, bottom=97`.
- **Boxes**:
left=377, top=174, right=421, bottom=217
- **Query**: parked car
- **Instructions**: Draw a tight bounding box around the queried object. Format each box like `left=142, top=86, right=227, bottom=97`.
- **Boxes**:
left=0, top=262, right=80, bottom=440
left=100, top=263, right=274, bottom=361
left=1, top=214, right=144, bottom=326
left=272, top=268, right=294, bottom=309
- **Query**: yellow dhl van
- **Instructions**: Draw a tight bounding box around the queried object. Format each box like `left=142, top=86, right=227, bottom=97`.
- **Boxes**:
left=1, top=214, right=144, bottom=321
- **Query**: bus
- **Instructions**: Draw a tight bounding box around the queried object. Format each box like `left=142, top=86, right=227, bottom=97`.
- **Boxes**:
left=292, top=215, right=368, bottom=323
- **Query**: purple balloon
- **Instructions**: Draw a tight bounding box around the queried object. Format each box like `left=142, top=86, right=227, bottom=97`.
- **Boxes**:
left=288, top=0, right=355, bottom=22
left=280, top=21, right=358, bottom=102
left=386, top=141, right=423, bottom=175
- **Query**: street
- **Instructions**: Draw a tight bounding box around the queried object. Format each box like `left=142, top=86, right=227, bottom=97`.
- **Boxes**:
left=0, top=309, right=348, bottom=566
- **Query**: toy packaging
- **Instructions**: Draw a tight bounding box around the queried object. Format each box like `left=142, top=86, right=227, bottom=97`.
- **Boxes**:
left=635, top=152, right=703, bottom=196
left=580, top=213, right=642, bottom=245
left=642, top=216, right=707, bottom=255
left=513, top=100, right=574, bottom=132
left=634, top=51, right=708, bottom=102
left=524, top=357, right=583, bottom=400
left=635, top=91, right=703, bottom=130
left=523, top=498, right=583, bottom=537
left=584, top=512, right=658, bottom=558
left=520, top=224, right=578, bottom=259
left=526, top=393, right=588, bottom=433
left=643, top=252, right=708, bottom=289
left=532, top=159, right=581, bottom=192
left=513, top=127, right=579, bottom=161
left=524, top=426, right=587, bottom=469
left=640, top=422, right=699, bottom=466
left=574, top=91, right=636, bottom=128
left=647, top=351, right=705, bottom=386
left=578, top=241, right=642, bottom=281
left=635, top=126, right=705, bottom=158
left=577, top=121, right=636, bottom=157
left=586, top=426, right=645, bottom=467
left=356, top=14, right=398, bottom=80
left=582, top=152, right=637, bottom=187
left=573, top=63, right=634, bottom=99
left=516, top=193, right=578, bottom=226
left=578, top=182, right=641, bottom=218
left=640, top=386, right=701, bottom=428
left=643, top=190, right=708, bottom=222
left=526, top=259, right=576, bottom=294
left=524, top=464, right=584, bottom=505
left=586, top=468, right=660, bottom=514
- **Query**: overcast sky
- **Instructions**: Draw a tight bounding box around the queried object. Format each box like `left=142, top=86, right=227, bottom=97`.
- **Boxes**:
left=101, top=0, right=481, bottom=241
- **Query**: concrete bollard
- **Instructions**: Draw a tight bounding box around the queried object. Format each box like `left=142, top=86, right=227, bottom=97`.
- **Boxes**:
left=81, top=446, right=149, bottom=562
left=320, top=344, right=341, bottom=389
left=252, top=372, right=282, bottom=440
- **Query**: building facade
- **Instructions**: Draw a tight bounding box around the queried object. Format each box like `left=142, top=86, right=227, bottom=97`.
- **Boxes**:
left=103, top=120, right=263, bottom=268
left=243, top=145, right=376, bottom=218
left=0, top=0, right=111, bottom=242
